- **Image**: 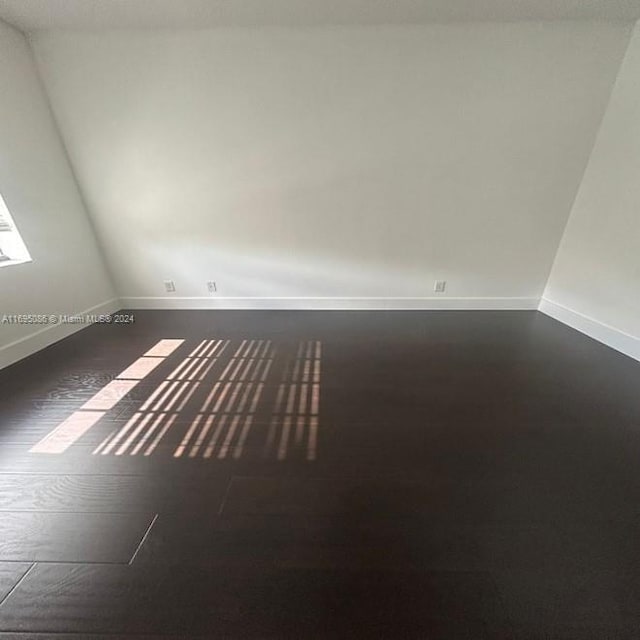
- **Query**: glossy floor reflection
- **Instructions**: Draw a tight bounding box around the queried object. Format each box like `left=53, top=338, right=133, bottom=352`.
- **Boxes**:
left=0, top=310, right=639, bottom=638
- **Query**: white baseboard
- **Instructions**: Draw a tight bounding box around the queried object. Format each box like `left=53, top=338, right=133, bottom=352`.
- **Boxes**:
left=539, top=298, right=640, bottom=362
left=120, top=296, right=540, bottom=311
left=0, top=298, right=121, bottom=371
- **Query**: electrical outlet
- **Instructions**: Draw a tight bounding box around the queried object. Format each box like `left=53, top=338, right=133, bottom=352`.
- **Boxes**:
left=164, top=279, right=176, bottom=293
left=207, top=281, right=217, bottom=294
left=434, top=280, right=446, bottom=293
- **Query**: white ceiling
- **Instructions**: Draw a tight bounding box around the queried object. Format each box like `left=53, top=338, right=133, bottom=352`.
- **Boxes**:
left=1, top=0, right=639, bottom=32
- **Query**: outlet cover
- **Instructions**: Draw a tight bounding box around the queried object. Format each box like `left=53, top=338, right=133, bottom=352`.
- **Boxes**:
left=207, top=281, right=217, bottom=293
left=164, top=280, right=176, bottom=293
left=434, top=280, right=446, bottom=293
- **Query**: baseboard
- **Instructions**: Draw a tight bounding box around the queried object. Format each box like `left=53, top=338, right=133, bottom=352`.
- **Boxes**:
left=0, top=298, right=121, bottom=371
left=539, top=298, right=640, bottom=362
left=120, top=296, right=540, bottom=311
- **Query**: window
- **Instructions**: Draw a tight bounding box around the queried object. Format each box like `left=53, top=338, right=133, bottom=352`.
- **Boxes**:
left=0, top=192, right=31, bottom=267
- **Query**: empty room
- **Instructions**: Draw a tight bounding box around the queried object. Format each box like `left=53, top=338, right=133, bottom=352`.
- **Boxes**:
left=0, top=0, right=639, bottom=637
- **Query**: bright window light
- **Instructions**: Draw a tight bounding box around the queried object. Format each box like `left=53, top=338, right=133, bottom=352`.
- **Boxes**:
left=0, top=192, right=32, bottom=267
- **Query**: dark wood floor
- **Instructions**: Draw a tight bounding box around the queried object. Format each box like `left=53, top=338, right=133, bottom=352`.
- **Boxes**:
left=0, top=310, right=639, bottom=638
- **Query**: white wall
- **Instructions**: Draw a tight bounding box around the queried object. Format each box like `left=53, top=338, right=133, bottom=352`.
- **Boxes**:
left=542, top=22, right=640, bottom=361
left=31, top=23, right=631, bottom=309
left=0, top=19, right=117, bottom=369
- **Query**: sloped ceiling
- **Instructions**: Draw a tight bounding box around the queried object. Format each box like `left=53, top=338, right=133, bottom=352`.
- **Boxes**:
left=0, top=0, right=640, bottom=31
